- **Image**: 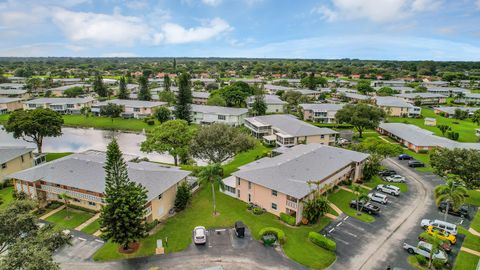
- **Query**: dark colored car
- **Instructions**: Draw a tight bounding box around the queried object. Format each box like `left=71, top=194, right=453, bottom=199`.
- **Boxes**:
left=438, top=202, right=470, bottom=218
left=234, top=221, right=245, bottom=238
left=398, top=154, right=413, bottom=160
left=349, top=200, right=380, bottom=215
left=379, top=170, right=397, bottom=177
left=408, top=160, right=425, bottom=168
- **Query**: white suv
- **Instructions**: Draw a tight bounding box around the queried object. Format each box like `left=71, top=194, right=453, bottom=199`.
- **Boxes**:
left=385, top=175, right=406, bottom=183
left=376, top=184, right=400, bottom=196
left=368, top=192, right=388, bottom=204
left=193, top=226, right=207, bottom=245
left=420, top=219, right=457, bottom=235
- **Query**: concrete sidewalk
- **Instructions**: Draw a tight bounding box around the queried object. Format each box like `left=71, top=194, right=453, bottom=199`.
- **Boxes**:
left=75, top=213, right=100, bottom=231
left=40, top=205, right=65, bottom=220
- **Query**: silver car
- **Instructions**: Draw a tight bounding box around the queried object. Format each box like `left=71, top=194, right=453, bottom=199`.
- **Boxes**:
left=193, top=226, right=207, bottom=245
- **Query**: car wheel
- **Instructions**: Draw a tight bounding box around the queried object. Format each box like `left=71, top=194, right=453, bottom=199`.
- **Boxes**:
left=407, top=248, right=414, bottom=254
left=368, top=210, right=372, bottom=215
left=391, top=192, right=395, bottom=195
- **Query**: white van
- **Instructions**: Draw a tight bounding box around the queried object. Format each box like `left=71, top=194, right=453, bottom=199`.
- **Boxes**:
left=420, top=219, right=457, bottom=235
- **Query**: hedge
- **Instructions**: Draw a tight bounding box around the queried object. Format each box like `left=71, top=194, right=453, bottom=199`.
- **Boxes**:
left=308, top=231, right=336, bottom=251
left=280, top=213, right=296, bottom=226
left=258, top=227, right=286, bottom=244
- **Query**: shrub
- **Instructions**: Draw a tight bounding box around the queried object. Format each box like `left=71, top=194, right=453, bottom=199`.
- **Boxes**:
left=432, top=258, right=444, bottom=269
left=308, top=232, right=336, bottom=251
left=252, top=207, right=264, bottom=215
left=146, top=119, right=155, bottom=125
left=145, top=219, right=160, bottom=232
left=418, top=150, right=429, bottom=154
left=415, top=254, right=427, bottom=266
left=258, top=227, right=285, bottom=244
left=174, top=182, right=191, bottom=211
left=280, top=213, right=296, bottom=226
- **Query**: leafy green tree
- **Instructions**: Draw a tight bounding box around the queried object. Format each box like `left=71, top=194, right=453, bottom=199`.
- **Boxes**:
left=118, top=76, right=129, bottom=99
left=190, top=124, right=255, bottom=164
left=434, top=178, right=467, bottom=222
left=58, top=192, right=72, bottom=214
left=99, top=139, right=148, bottom=251
left=198, top=164, right=223, bottom=215
left=63, top=86, right=84, bottom=97
left=138, top=76, right=151, bottom=101
left=362, top=154, right=383, bottom=181
left=154, top=106, right=171, bottom=123
left=453, top=108, right=468, bottom=120
left=25, top=78, right=42, bottom=94
left=350, top=137, right=403, bottom=158
left=0, top=200, right=37, bottom=255
left=335, top=104, right=385, bottom=138
left=141, top=120, right=194, bottom=166
left=437, top=124, right=450, bottom=136
left=282, top=91, right=308, bottom=111
left=175, top=73, right=193, bottom=123
left=251, top=95, right=267, bottom=116
left=93, top=73, right=108, bottom=97
left=158, top=90, right=176, bottom=104
left=351, top=185, right=369, bottom=216
left=174, top=182, right=191, bottom=211
left=356, top=80, right=374, bottom=95
left=164, top=74, right=171, bottom=92
left=1, top=237, right=60, bottom=270
left=301, top=73, right=326, bottom=89
left=207, top=95, right=227, bottom=106
left=376, top=87, right=398, bottom=96
left=473, top=110, right=480, bottom=125
left=4, top=108, right=63, bottom=153
left=430, top=148, right=480, bottom=189
left=100, top=103, right=124, bottom=120
left=206, top=82, right=219, bottom=91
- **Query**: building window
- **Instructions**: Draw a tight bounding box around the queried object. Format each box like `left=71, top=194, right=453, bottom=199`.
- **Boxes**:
left=272, top=190, right=277, bottom=196
left=248, top=194, right=251, bottom=202
left=73, top=198, right=80, bottom=202
left=134, top=108, right=140, bottom=112
left=321, top=135, right=325, bottom=139
left=67, top=104, right=74, bottom=108
left=248, top=182, right=251, bottom=189
left=237, top=178, right=240, bottom=186
left=272, top=203, right=277, bottom=210
left=21, top=155, right=24, bottom=162
left=218, top=115, right=226, bottom=120
left=158, top=194, right=163, bottom=199
left=88, top=201, right=96, bottom=206
left=1, top=163, right=6, bottom=169
left=237, top=190, right=240, bottom=198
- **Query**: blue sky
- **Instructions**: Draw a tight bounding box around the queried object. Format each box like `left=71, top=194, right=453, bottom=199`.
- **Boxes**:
left=1, top=0, right=480, bottom=60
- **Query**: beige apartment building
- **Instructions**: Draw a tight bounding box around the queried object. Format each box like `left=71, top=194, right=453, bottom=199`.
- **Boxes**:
left=92, top=99, right=167, bottom=119
left=299, top=103, right=345, bottom=123
left=226, top=144, right=369, bottom=224
left=0, top=146, right=36, bottom=182
left=9, top=150, right=191, bottom=221
left=374, top=96, right=421, bottom=117
left=0, top=98, right=23, bottom=114
left=23, top=97, right=95, bottom=114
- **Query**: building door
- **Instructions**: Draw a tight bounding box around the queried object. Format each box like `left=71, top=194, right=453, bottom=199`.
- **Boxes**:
left=248, top=194, right=251, bottom=202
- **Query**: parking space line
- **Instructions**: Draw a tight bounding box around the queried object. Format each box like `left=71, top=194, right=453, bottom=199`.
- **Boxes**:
left=341, top=231, right=358, bottom=238
left=328, top=228, right=335, bottom=233
left=78, top=237, right=86, bottom=241
left=336, top=222, right=343, bottom=227
left=334, top=237, right=350, bottom=245
left=94, top=239, right=104, bottom=243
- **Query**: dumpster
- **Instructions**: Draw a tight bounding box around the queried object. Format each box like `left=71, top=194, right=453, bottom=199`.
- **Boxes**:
left=234, top=221, right=245, bottom=238
left=262, top=234, right=276, bottom=246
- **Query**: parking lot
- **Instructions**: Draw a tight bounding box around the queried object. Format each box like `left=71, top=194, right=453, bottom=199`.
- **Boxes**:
left=54, top=230, right=105, bottom=263
left=325, top=158, right=475, bottom=270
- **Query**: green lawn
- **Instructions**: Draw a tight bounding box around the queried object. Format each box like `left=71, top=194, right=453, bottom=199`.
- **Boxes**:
left=44, top=208, right=95, bottom=229
left=0, top=186, right=14, bottom=210
left=62, top=115, right=157, bottom=131
left=222, top=142, right=271, bottom=176
left=0, top=114, right=8, bottom=123
left=327, top=189, right=375, bottom=223
left=46, top=152, right=73, bottom=162
left=81, top=219, right=101, bottom=235
left=388, top=108, right=479, bottom=143
left=466, top=190, right=480, bottom=207
left=93, top=185, right=335, bottom=269
left=363, top=176, right=408, bottom=192
left=453, top=251, right=479, bottom=270
left=470, top=210, right=480, bottom=233
left=458, top=226, right=480, bottom=252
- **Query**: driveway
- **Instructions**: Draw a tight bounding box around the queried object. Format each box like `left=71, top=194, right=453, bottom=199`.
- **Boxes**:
left=57, top=227, right=306, bottom=270
left=325, top=158, right=473, bottom=270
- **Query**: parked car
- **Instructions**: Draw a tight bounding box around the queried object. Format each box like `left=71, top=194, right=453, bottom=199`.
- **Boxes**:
left=403, top=241, right=448, bottom=263
left=234, top=221, right=245, bottom=238
left=418, top=234, right=452, bottom=253
left=193, top=226, right=207, bottom=245
left=398, top=154, right=413, bottom=160
left=408, top=160, right=425, bottom=168
left=426, top=226, right=456, bottom=245
left=378, top=170, right=397, bottom=177
left=349, top=200, right=380, bottom=215
left=438, top=201, right=470, bottom=218
left=420, top=219, right=457, bottom=235
left=376, top=184, right=400, bottom=196
left=385, top=175, right=406, bottom=183
left=368, top=193, right=388, bottom=204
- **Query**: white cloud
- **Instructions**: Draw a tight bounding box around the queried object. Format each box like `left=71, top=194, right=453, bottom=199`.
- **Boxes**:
left=155, top=18, right=232, bottom=44
left=0, top=43, right=82, bottom=57
left=313, top=0, right=441, bottom=23
left=202, top=0, right=222, bottom=6
left=124, top=0, right=148, bottom=10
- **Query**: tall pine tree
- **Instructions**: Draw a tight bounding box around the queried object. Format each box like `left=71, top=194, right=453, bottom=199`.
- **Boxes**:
left=93, top=73, right=108, bottom=97
left=137, top=76, right=151, bottom=101
left=99, top=139, right=148, bottom=251
left=175, top=73, right=192, bottom=123
left=117, top=77, right=128, bottom=99
left=164, top=74, right=171, bottom=92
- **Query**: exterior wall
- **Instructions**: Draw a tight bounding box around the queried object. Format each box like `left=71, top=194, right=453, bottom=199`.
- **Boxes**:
left=192, top=97, right=208, bottom=105
left=23, top=101, right=93, bottom=113
left=0, top=100, right=23, bottom=112
left=193, top=112, right=247, bottom=126
left=148, top=182, right=179, bottom=221
left=380, top=106, right=410, bottom=117
left=301, top=134, right=336, bottom=145
left=124, top=105, right=159, bottom=118
left=1, top=152, right=34, bottom=181
left=266, top=104, right=284, bottom=113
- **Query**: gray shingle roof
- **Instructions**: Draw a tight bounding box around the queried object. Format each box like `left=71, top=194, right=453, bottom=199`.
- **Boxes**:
left=8, top=150, right=190, bottom=202
left=192, top=91, right=210, bottom=99
left=0, top=146, right=35, bottom=164
left=233, top=144, right=369, bottom=198
left=0, top=97, right=22, bottom=104
left=48, top=84, right=90, bottom=92
left=24, top=97, right=94, bottom=105
left=247, top=95, right=287, bottom=105
left=245, top=114, right=337, bottom=137
left=395, top=93, right=445, bottom=99
left=375, top=97, right=413, bottom=108
left=299, top=103, right=345, bottom=111
left=190, top=104, right=248, bottom=116
left=97, top=99, right=166, bottom=108
left=434, top=106, right=479, bottom=115
left=0, top=89, right=27, bottom=95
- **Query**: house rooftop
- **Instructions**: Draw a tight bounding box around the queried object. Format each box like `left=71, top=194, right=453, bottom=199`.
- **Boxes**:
left=9, top=150, right=191, bottom=202
left=245, top=114, right=337, bottom=137
left=97, top=99, right=166, bottom=108
left=24, top=97, right=94, bottom=105
left=375, top=96, right=413, bottom=108
left=0, top=146, right=35, bottom=164
left=248, top=94, right=287, bottom=105
left=0, top=97, right=22, bottom=103
left=190, top=104, right=248, bottom=116
left=48, top=84, right=90, bottom=92
left=395, top=93, right=445, bottom=99
left=299, top=103, right=345, bottom=111
left=233, top=144, right=369, bottom=198
left=434, top=106, right=479, bottom=115
left=192, top=91, right=210, bottom=99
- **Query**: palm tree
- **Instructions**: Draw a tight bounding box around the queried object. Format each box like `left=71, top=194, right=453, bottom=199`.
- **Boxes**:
left=434, top=178, right=467, bottom=222
left=351, top=185, right=369, bottom=216
left=198, top=164, right=223, bottom=215
left=58, top=192, right=73, bottom=215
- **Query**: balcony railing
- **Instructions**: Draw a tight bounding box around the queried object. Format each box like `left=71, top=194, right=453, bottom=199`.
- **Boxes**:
left=286, top=200, right=298, bottom=209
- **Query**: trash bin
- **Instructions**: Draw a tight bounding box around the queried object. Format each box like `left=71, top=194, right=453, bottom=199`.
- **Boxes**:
left=234, top=221, right=245, bottom=238
left=262, top=234, right=276, bottom=246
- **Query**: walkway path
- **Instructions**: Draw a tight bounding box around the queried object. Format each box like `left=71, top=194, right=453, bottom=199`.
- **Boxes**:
left=328, top=202, right=343, bottom=215
left=461, top=247, right=480, bottom=257
left=468, top=227, right=480, bottom=237
left=75, top=213, right=100, bottom=231
left=40, top=205, right=65, bottom=220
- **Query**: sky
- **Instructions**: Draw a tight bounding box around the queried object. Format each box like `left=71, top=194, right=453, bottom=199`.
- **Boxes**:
left=1, top=0, right=480, bottom=60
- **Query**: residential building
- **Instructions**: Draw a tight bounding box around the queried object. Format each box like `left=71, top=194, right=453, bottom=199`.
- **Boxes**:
left=192, top=91, right=210, bottom=105
left=426, top=87, right=470, bottom=96
left=433, top=106, right=480, bottom=118
left=371, top=80, right=406, bottom=87
left=52, top=78, right=83, bottom=85
left=374, top=96, right=421, bottom=117
left=102, top=78, right=118, bottom=85
left=23, top=97, right=95, bottom=114
left=455, top=93, right=480, bottom=104
left=8, top=77, right=26, bottom=84
left=263, top=84, right=321, bottom=99
left=48, top=84, right=91, bottom=97
left=0, top=89, right=30, bottom=100
left=188, top=104, right=248, bottom=126
left=227, top=144, right=369, bottom=224
left=228, top=78, right=264, bottom=85
left=299, top=103, right=345, bottom=123
left=247, top=94, right=287, bottom=113
left=0, top=98, right=23, bottom=114
left=244, top=114, right=338, bottom=146
left=1, top=146, right=35, bottom=182
left=270, top=79, right=301, bottom=87
left=378, top=123, right=480, bottom=152
left=335, top=91, right=371, bottom=103
left=0, top=83, right=25, bottom=90
left=422, top=81, right=449, bottom=88
left=395, top=93, right=447, bottom=105
left=8, top=150, right=191, bottom=221
left=92, top=99, right=166, bottom=119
